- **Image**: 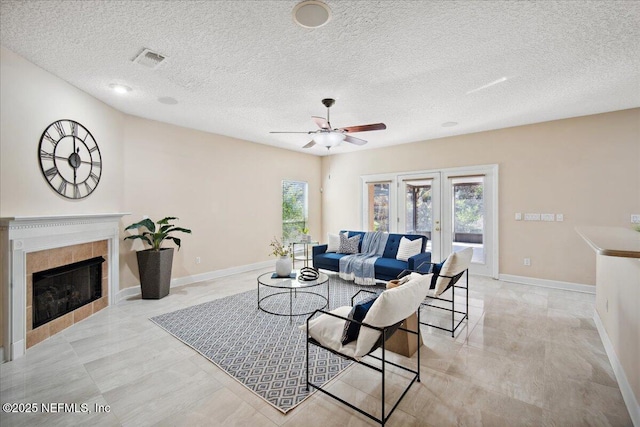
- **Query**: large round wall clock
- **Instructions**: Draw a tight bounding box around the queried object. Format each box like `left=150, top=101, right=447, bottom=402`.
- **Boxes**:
left=38, top=119, right=102, bottom=199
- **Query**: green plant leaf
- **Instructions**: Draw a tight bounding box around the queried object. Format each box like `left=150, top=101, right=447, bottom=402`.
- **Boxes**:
left=123, top=234, right=153, bottom=247
left=165, top=236, right=181, bottom=250
left=157, top=216, right=178, bottom=225
left=165, top=226, right=192, bottom=234
left=124, top=218, right=155, bottom=233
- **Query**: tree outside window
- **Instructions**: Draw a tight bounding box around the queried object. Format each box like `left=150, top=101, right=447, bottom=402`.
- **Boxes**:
left=282, top=180, right=308, bottom=244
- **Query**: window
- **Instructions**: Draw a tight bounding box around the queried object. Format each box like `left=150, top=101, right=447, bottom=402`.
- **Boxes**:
left=282, top=180, right=308, bottom=244
left=366, top=182, right=391, bottom=232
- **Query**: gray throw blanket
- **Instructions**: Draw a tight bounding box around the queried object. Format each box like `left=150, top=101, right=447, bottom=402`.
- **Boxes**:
left=339, top=231, right=388, bottom=285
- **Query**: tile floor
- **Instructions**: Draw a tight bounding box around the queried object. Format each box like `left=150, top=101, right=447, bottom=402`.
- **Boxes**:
left=0, top=269, right=633, bottom=426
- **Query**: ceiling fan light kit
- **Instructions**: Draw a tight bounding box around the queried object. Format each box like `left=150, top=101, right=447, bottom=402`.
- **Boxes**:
left=312, top=132, right=345, bottom=148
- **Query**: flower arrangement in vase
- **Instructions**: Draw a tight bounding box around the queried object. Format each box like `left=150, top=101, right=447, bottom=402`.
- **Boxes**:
left=270, top=237, right=292, bottom=277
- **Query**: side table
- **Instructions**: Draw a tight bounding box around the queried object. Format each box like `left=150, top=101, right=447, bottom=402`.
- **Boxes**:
left=291, top=240, right=319, bottom=269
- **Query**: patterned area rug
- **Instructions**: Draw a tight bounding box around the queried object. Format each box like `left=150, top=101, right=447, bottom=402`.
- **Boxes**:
left=150, top=274, right=384, bottom=413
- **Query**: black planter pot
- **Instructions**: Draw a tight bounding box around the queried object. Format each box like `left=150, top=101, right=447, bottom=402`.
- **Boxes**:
left=136, top=248, right=174, bottom=299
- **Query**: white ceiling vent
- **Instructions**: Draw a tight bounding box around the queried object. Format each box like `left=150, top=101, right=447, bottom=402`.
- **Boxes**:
left=132, top=48, right=167, bottom=69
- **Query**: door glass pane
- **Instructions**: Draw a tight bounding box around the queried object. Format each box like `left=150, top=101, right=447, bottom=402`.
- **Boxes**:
left=404, top=179, right=432, bottom=251
left=452, top=176, right=484, bottom=263
left=367, top=182, right=390, bottom=232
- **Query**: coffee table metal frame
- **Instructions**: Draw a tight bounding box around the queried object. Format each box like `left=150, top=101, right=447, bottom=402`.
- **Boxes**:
left=257, top=271, right=329, bottom=321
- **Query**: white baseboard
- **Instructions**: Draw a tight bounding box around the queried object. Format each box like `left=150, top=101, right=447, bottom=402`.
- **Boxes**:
left=594, top=311, right=640, bottom=427
left=115, top=260, right=273, bottom=302
left=498, top=274, right=595, bottom=294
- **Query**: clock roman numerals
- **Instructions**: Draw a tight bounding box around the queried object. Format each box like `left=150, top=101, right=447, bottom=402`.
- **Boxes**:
left=53, top=121, right=66, bottom=137
left=44, top=166, right=58, bottom=180
left=39, top=120, right=101, bottom=199
left=43, top=131, right=58, bottom=146
left=40, top=149, right=54, bottom=159
left=57, top=180, right=67, bottom=195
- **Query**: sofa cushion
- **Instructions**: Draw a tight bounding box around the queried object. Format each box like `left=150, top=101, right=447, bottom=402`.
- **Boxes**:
left=341, top=293, right=380, bottom=345
left=396, top=236, right=423, bottom=261
left=373, top=257, right=409, bottom=280
left=382, top=234, right=425, bottom=259
left=327, top=232, right=341, bottom=252
left=338, top=233, right=360, bottom=254
left=434, top=247, right=473, bottom=296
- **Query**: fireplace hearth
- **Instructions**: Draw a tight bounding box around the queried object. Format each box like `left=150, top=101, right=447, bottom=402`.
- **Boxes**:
left=32, top=256, right=104, bottom=329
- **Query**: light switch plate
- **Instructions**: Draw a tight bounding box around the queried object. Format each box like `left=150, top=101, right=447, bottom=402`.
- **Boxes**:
left=556, top=214, right=564, bottom=222
left=541, top=213, right=555, bottom=221
left=515, top=213, right=522, bottom=221
left=524, top=213, right=540, bottom=221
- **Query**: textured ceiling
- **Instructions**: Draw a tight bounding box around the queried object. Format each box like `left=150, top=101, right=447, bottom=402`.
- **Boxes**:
left=1, top=0, right=639, bottom=156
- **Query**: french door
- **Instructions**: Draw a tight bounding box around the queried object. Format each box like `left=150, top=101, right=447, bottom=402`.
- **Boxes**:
left=363, top=165, right=498, bottom=277
left=398, top=173, right=442, bottom=264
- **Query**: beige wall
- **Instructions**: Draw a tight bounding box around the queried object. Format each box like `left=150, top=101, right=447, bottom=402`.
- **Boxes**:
left=119, top=116, right=322, bottom=288
left=0, top=46, right=125, bottom=216
left=321, top=109, right=640, bottom=285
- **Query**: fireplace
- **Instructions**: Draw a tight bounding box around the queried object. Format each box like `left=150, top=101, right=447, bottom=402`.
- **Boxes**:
left=1, top=213, right=127, bottom=361
left=32, top=256, right=105, bottom=329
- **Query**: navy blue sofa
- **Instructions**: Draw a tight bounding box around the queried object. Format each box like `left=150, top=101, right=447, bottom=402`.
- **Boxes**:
left=312, top=231, right=432, bottom=282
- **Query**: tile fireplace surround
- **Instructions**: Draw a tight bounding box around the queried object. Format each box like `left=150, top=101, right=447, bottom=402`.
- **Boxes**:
left=0, top=213, right=127, bottom=362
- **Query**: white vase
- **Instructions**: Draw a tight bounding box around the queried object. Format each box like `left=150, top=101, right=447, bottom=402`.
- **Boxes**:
left=275, top=256, right=292, bottom=277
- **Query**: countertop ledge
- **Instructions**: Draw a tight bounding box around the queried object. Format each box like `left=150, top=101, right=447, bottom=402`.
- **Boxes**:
left=576, top=226, right=640, bottom=259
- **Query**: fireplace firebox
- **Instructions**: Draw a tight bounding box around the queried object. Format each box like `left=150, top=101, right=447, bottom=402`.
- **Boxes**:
left=32, top=256, right=105, bottom=329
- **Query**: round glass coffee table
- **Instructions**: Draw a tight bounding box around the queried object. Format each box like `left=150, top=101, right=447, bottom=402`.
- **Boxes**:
left=257, top=271, right=329, bottom=321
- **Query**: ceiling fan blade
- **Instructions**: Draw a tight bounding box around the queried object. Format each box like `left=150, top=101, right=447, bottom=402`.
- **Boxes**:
left=338, top=123, right=387, bottom=133
left=302, top=140, right=316, bottom=149
left=269, top=131, right=312, bottom=134
left=344, top=135, right=368, bottom=146
left=312, top=116, right=330, bottom=129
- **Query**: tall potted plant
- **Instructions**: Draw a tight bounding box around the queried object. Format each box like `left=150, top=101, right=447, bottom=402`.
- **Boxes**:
left=124, top=216, right=192, bottom=299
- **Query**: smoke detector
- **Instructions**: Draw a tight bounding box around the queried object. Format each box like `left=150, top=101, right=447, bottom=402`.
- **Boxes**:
left=132, top=48, right=167, bottom=69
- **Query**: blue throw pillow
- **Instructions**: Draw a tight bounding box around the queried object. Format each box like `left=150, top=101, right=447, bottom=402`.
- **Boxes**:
left=430, top=260, right=446, bottom=289
left=341, top=294, right=379, bottom=345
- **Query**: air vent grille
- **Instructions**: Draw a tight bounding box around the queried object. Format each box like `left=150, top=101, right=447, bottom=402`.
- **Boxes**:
left=132, top=48, right=167, bottom=69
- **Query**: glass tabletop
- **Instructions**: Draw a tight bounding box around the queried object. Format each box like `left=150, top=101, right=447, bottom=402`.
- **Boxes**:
left=257, top=270, right=328, bottom=289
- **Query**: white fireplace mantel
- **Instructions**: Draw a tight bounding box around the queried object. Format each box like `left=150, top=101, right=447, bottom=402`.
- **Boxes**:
left=1, top=213, right=129, bottom=361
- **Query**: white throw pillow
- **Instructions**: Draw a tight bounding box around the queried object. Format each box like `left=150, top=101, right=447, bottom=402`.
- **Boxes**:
left=355, top=273, right=432, bottom=357
left=395, top=236, right=423, bottom=262
left=434, top=247, right=473, bottom=296
left=326, top=232, right=341, bottom=252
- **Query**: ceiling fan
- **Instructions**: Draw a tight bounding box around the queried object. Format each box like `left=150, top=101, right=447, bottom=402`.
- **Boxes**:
left=270, top=98, right=386, bottom=149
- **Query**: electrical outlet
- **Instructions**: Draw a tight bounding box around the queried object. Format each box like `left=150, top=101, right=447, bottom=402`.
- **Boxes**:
left=631, top=214, right=640, bottom=224
left=515, top=212, right=522, bottom=221
left=524, top=213, right=540, bottom=221
left=541, top=213, right=555, bottom=221
left=524, top=258, right=531, bottom=266
left=556, top=214, right=564, bottom=222
left=195, top=257, right=201, bottom=264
